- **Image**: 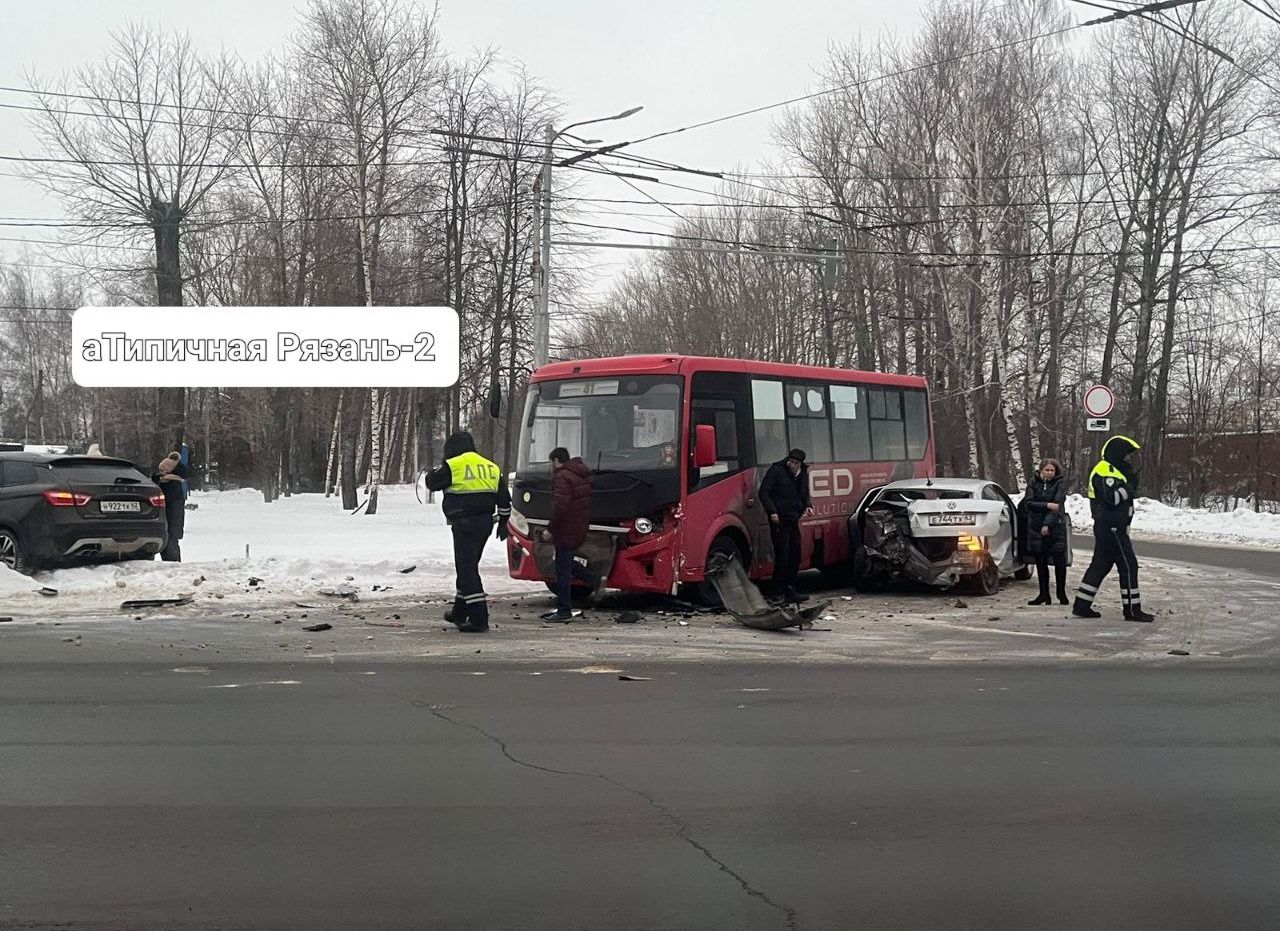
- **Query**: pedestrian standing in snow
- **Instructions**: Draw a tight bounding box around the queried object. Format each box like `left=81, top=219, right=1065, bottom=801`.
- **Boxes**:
left=1022, top=458, right=1070, bottom=605
left=758, top=448, right=813, bottom=603
left=1072, top=435, right=1154, bottom=622
left=424, top=431, right=511, bottom=633
left=539, top=447, right=603, bottom=622
left=153, top=452, right=188, bottom=562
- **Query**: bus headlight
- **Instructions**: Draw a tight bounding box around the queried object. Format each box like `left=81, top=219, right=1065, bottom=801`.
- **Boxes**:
left=633, top=517, right=655, bottom=535
left=509, top=508, right=529, bottom=536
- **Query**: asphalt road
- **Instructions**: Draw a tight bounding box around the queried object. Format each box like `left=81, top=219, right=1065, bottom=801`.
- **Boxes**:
left=1076, top=534, right=1280, bottom=579
left=3, top=656, right=1279, bottom=931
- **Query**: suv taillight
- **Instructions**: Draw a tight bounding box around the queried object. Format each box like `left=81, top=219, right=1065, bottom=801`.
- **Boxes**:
left=149, top=493, right=166, bottom=507
left=43, top=490, right=92, bottom=507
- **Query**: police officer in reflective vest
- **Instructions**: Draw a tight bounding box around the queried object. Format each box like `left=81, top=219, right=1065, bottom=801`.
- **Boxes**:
left=1072, top=434, right=1154, bottom=622
left=424, top=431, right=511, bottom=633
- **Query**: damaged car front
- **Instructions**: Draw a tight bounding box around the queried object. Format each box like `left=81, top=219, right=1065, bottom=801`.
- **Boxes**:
left=850, top=481, right=1022, bottom=595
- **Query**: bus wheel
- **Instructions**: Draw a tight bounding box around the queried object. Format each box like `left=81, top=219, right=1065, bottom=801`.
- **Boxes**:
left=690, top=534, right=746, bottom=606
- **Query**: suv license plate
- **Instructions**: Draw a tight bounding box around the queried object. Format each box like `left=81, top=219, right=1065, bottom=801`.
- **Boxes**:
left=928, top=513, right=974, bottom=526
left=100, top=500, right=141, bottom=513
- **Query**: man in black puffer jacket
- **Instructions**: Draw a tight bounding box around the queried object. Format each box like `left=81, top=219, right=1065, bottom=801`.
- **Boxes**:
left=758, top=448, right=813, bottom=603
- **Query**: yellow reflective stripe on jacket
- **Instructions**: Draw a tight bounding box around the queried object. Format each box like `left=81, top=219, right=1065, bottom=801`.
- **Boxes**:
left=1087, top=460, right=1126, bottom=498
left=446, top=452, right=501, bottom=494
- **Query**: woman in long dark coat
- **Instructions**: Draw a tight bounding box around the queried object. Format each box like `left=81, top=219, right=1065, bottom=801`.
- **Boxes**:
left=1023, top=458, right=1069, bottom=605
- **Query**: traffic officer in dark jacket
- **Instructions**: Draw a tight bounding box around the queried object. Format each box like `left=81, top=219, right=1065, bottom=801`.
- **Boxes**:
left=758, top=448, right=813, bottom=603
left=1072, top=435, right=1154, bottom=622
left=424, top=431, right=511, bottom=633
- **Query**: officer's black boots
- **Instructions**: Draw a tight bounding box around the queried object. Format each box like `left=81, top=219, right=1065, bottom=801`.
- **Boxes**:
left=456, top=619, right=489, bottom=633
left=1072, top=598, right=1102, bottom=619
left=1124, top=607, right=1155, bottom=623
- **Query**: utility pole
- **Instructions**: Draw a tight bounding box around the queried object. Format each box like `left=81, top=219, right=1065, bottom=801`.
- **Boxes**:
left=533, top=123, right=554, bottom=368
left=530, top=107, right=643, bottom=368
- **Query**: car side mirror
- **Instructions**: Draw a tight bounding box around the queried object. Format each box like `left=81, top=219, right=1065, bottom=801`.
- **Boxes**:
left=694, top=425, right=717, bottom=469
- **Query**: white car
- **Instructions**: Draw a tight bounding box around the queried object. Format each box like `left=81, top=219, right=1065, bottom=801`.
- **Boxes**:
left=849, top=477, right=1039, bottom=596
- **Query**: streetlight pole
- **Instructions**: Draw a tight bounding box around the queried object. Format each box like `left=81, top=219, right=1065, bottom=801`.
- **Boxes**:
left=532, top=105, right=643, bottom=368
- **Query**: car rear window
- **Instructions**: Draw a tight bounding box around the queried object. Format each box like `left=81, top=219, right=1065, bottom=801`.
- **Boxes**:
left=0, top=460, right=43, bottom=486
left=877, top=488, right=973, bottom=505
left=51, top=462, right=148, bottom=485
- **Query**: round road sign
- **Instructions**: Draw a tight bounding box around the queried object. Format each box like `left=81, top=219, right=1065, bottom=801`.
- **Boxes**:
left=1084, top=384, right=1114, bottom=418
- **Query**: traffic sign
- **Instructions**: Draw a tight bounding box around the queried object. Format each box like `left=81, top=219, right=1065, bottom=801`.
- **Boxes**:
left=1084, top=384, right=1114, bottom=418
left=1086, top=418, right=1110, bottom=432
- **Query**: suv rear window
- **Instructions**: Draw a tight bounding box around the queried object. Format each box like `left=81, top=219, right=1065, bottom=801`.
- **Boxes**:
left=0, top=460, right=43, bottom=486
left=51, top=462, right=148, bottom=485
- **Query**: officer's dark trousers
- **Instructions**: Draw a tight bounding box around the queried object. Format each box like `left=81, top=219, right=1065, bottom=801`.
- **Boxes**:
left=450, top=516, right=492, bottom=624
left=770, top=518, right=802, bottom=595
left=1075, top=525, right=1142, bottom=612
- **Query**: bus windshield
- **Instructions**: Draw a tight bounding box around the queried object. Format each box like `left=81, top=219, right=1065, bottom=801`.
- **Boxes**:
left=518, top=376, right=683, bottom=473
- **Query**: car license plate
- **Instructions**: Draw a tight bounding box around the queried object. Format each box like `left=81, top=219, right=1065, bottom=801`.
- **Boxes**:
left=100, top=500, right=141, bottom=513
left=928, top=513, right=974, bottom=526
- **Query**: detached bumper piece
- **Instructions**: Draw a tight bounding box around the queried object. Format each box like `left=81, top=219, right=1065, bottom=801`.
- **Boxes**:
left=706, top=551, right=830, bottom=631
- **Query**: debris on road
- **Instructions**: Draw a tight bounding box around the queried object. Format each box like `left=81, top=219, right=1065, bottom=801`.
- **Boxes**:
left=399, top=565, right=417, bottom=574
left=617, top=674, right=652, bottom=681
left=120, top=594, right=194, bottom=610
left=301, top=622, right=333, bottom=632
left=319, top=586, right=358, bottom=601
left=617, top=610, right=642, bottom=624
left=1167, top=649, right=1191, bottom=656
left=37, top=587, right=58, bottom=597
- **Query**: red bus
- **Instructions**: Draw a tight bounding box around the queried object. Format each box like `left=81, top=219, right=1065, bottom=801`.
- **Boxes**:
left=505, top=355, right=934, bottom=598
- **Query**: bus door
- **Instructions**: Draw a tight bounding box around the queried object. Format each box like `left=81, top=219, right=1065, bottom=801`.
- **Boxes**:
left=685, top=372, right=759, bottom=575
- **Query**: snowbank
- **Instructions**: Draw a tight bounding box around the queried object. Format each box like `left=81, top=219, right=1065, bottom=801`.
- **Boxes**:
left=1065, top=494, right=1280, bottom=547
left=1, top=485, right=524, bottom=614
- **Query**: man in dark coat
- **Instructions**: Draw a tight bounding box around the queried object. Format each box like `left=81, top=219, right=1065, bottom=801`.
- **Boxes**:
left=758, top=448, right=813, bottom=603
left=153, top=452, right=188, bottom=562
left=540, top=446, right=601, bottom=621
left=424, top=431, right=511, bottom=633
left=1072, top=435, right=1154, bottom=622
left=1021, top=458, right=1069, bottom=605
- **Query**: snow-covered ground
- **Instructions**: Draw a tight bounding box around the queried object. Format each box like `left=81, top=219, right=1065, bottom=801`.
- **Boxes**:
left=1065, top=494, right=1280, bottom=547
left=0, top=485, right=522, bottom=614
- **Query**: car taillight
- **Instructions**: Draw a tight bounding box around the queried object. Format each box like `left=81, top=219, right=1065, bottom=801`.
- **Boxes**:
left=149, top=494, right=166, bottom=507
left=43, top=490, right=92, bottom=507
left=957, top=533, right=985, bottom=551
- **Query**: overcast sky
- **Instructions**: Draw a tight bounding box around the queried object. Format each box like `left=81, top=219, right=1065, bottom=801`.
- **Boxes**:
left=0, top=0, right=927, bottom=296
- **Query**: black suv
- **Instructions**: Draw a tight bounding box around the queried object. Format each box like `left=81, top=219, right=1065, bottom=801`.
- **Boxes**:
left=0, top=453, right=168, bottom=572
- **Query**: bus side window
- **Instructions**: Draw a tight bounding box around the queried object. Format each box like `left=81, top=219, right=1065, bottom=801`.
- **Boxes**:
left=904, top=390, right=931, bottom=460
left=785, top=384, right=832, bottom=462
left=831, top=384, right=870, bottom=462
left=751, top=379, right=787, bottom=464
left=869, top=388, right=907, bottom=460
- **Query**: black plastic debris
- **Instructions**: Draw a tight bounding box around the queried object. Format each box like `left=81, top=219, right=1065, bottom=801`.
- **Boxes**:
left=302, top=623, right=333, bottom=632
left=399, top=565, right=417, bottom=574
left=616, top=611, right=642, bottom=624
left=37, top=587, right=58, bottom=597
left=121, top=594, right=194, bottom=610
left=617, top=674, right=652, bottom=681
left=1167, top=649, right=1190, bottom=656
